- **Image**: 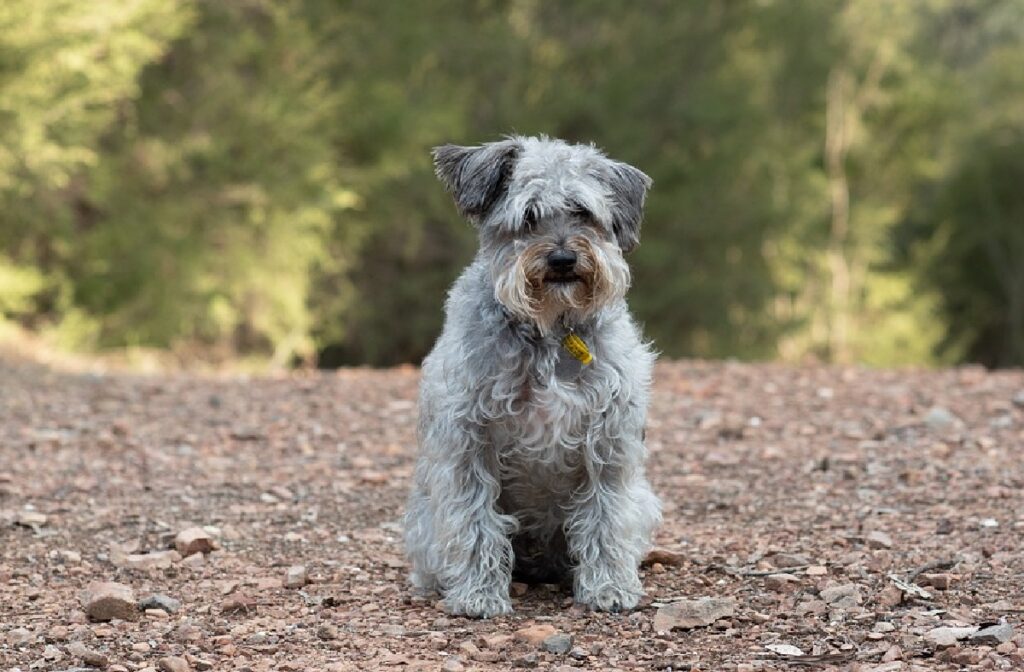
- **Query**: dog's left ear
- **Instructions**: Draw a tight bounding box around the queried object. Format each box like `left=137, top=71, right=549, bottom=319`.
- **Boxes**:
left=600, top=161, right=652, bottom=253
left=433, top=140, right=520, bottom=221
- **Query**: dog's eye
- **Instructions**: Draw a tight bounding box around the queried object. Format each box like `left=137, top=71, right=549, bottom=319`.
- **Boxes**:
left=523, top=209, right=538, bottom=232
left=571, top=205, right=594, bottom=223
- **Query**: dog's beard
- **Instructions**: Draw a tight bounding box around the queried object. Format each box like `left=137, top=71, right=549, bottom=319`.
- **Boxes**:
left=492, top=235, right=630, bottom=335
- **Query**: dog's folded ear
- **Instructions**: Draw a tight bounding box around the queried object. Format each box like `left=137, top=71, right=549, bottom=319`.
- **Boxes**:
left=600, top=161, right=652, bottom=253
left=433, top=140, right=520, bottom=221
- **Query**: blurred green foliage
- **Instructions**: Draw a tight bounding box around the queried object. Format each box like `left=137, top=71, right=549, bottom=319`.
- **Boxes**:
left=1, top=0, right=1023, bottom=367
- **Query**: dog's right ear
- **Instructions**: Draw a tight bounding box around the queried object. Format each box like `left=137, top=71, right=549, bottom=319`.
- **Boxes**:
left=432, top=140, right=520, bottom=221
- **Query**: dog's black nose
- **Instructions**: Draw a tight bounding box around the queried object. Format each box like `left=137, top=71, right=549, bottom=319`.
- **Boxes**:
left=547, top=249, right=577, bottom=272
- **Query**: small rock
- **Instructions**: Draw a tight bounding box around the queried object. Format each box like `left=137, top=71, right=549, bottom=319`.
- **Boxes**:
left=765, top=643, right=805, bottom=656
left=120, top=550, right=181, bottom=570
left=873, top=621, right=896, bottom=633
left=806, top=565, right=828, bottom=576
left=951, top=649, right=983, bottom=666
left=510, top=582, right=529, bottom=597
left=478, top=633, right=513, bottom=649
left=15, top=510, right=47, bottom=528
left=221, top=593, right=256, bottom=614
left=924, top=626, right=977, bottom=648
left=653, top=597, right=736, bottom=631
left=819, top=583, right=862, bottom=608
left=68, top=641, right=108, bottom=668
left=442, top=657, right=464, bottom=672
left=138, top=593, right=182, bottom=613
left=921, top=573, right=955, bottom=590
left=878, top=583, right=903, bottom=608
left=864, top=663, right=904, bottom=672
left=159, top=656, right=190, bottom=672
left=7, top=627, right=34, bottom=645
left=771, top=553, right=811, bottom=568
left=643, top=547, right=685, bottom=567
left=174, top=527, right=214, bottom=557
left=81, top=581, right=138, bottom=622
left=513, top=624, right=557, bottom=646
left=514, top=652, right=539, bottom=668
left=924, top=406, right=959, bottom=430
left=996, top=641, right=1016, bottom=654
left=568, top=646, right=589, bottom=660
left=971, top=622, right=1014, bottom=644
left=285, top=565, right=307, bottom=589
left=881, top=645, right=903, bottom=662
left=764, top=573, right=801, bottom=592
left=542, top=633, right=573, bottom=654
left=866, top=530, right=893, bottom=549
left=317, top=624, right=338, bottom=640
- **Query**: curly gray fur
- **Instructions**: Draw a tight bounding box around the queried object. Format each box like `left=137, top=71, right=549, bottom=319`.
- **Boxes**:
left=404, top=135, right=660, bottom=618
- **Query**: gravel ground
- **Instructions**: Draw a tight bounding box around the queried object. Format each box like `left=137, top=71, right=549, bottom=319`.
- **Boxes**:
left=2, top=356, right=1023, bottom=671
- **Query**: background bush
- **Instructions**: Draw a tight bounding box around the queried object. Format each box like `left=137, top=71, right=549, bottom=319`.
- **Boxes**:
left=2, top=0, right=1023, bottom=367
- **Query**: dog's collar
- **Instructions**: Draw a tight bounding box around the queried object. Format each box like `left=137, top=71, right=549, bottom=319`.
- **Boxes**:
left=498, top=306, right=595, bottom=367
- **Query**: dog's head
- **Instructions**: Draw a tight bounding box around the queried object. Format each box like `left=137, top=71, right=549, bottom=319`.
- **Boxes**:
left=433, top=135, right=651, bottom=334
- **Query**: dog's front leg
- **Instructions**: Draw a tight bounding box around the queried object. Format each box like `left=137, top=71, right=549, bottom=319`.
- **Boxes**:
left=565, top=460, right=659, bottom=612
left=426, top=429, right=517, bottom=618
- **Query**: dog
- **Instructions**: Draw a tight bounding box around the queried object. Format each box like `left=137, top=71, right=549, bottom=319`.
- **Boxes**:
left=404, top=135, right=660, bottom=618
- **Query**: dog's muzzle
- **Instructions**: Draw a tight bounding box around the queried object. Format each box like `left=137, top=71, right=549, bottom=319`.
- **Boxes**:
left=545, top=248, right=579, bottom=283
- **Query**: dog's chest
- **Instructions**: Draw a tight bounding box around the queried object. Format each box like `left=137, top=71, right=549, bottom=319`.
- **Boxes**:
left=492, top=347, right=606, bottom=468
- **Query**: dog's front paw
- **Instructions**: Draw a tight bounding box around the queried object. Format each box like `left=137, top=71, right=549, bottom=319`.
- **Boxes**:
left=443, top=591, right=513, bottom=619
left=576, top=583, right=643, bottom=613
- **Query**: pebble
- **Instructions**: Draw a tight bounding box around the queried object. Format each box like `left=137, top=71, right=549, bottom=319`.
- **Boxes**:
left=6, top=627, right=33, bottom=645
left=442, top=656, right=465, bottom=672
left=513, top=624, right=557, bottom=646
left=924, top=406, right=959, bottom=430
left=653, top=597, right=736, bottom=631
left=317, top=624, right=338, bottom=640
left=542, top=633, right=573, bottom=654
left=924, top=626, right=977, bottom=648
left=772, top=552, right=811, bottom=568
left=159, top=656, right=191, bottom=672
left=643, top=547, right=686, bottom=567
left=68, top=641, right=108, bottom=668
left=806, top=565, right=828, bottom=576
left=81, top=581, right=138, bottom=622
left=174, top=527, right=215, bottom=557
left=138, top=593, right=182, bottom=613
left=15, top=510, right=47, bottom=528
left=120, top=550, right=181, bottom=570
left=866, top=530, right=893, bottom=549
left=221, top=593, right=256, bottom=614
left=819, top=583, right=862, bottom=608
left=764, top=573, right=801, bottom=592
left=921, top=573, right=955, bottom=590
left=971, top=622, right=1014, bottom=644
left=478, top=633, right=513, bottom=649
left=765, top=643, right=805, bottom=656
left=510, top=582, right=529, bottom=597
left=285, top=565, right=308, bottom=589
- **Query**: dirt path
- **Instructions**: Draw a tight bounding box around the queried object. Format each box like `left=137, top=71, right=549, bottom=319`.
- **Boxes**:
left=2, top=358, right=1023, bottom=671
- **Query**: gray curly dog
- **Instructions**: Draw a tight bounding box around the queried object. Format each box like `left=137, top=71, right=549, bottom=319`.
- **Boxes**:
left=404, top=135, right=661, bottom=618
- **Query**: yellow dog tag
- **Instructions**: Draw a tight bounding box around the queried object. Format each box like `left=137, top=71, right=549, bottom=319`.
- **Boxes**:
left=561, top=332, right=593, bottom=365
